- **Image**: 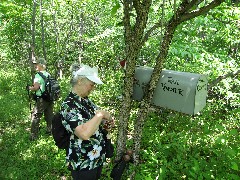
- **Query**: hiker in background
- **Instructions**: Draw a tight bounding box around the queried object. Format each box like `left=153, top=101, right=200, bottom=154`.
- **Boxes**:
left=60, top=64, right=114, bottom=180
left=28, top=57, right=53, bottom=141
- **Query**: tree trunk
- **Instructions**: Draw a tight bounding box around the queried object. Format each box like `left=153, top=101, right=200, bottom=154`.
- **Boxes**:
left=40, top=0, right=47, bottom=61
left=115, top=0, right=225, bottom=178
left=78, top=13, right=85, bottom=63
left=51, top=0, right=63, bottom=79
left=29, top=0, right=37, bottom=81
left=115, top=0, right=152, bottom=161
left=131, top=0, right=225, bottom=167
left=132, top=6, right=180, bottom=167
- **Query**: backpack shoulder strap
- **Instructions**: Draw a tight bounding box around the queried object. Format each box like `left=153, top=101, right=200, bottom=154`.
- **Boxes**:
left=37, top=72, right=49, bottom=94
left=37, top=72, right=47, bottom=82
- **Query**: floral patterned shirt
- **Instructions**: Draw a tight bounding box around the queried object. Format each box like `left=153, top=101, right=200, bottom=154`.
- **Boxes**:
left=60, top=92, right=106, bottom=171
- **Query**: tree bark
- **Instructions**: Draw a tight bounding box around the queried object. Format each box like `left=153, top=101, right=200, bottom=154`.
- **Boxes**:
left=29, top=0, right=37, bottom=81
left=51, top=0, right=62, bottom=79
left=132, top=3, right=180, bottom=166
left=116, top=0, right=152, bottom=160
left=40, top=0, right=47, bottom=61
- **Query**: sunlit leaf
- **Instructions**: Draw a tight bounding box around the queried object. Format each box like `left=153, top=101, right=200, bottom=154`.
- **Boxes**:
left=229, top=129, right=238, bottom=135
left=231, top=162, right=238, bottom=171
left=111, top=3, right=120, bottom=16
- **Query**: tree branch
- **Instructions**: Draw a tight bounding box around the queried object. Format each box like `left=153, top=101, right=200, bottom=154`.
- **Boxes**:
left=208, top=70, right=240, bottom=90
left=180, top=0, right=224, bottom=23
left=142, top=21, right=162, bottom=43
left=142, top=0, right=201, bottom=44
left=143, top=0, right=224, bottom=43
left=181, top=0, right=202, bottom=13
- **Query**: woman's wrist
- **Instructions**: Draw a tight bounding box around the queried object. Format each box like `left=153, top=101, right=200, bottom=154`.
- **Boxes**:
left=96, top=112, right=104, bottom=121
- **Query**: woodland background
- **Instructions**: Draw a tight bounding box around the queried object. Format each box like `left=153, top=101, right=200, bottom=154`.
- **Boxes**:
left=0, top=0, right=239, bottom=179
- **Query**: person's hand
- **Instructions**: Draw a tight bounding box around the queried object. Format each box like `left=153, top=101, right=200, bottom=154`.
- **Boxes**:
left=28, top=86, right=35, bottom=91
left=103, top=116, right=115, bottom=131
left=26, top=84, right=32, bottom=91
left=96, top=110, right=111, bottom=120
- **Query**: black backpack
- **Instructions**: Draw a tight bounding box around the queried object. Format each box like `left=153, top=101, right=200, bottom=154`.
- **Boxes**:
left=38, top=72, right=61, bottom=102
left=52, top=112, right=71, bottom=149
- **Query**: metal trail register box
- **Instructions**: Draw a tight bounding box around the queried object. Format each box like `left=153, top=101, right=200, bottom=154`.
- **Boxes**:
left=132, top=66, right=208, bottom=115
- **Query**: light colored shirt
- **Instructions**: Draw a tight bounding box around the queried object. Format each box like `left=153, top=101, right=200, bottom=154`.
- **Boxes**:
left=34, top=71, right=50, bottom=96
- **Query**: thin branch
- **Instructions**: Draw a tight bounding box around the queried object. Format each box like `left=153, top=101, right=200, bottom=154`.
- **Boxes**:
left=142, top=21, right=162, bottom=43
left=180, top=0, right=224, bottom=23
left=208, top=70, right=240, bottom=90
left=143, top=0, right=200, bottom=44
left=180, top=0, right=202, bottom=14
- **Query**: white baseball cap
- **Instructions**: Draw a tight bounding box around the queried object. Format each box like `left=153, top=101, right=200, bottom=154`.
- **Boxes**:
left=74, top=64, right=103, bottom=84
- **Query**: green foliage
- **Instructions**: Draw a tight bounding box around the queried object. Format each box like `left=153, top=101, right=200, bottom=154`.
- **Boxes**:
left=0, top=68, right=70, bottom=179
left=0, top=54, right=239, bottom=180
left=0, top=0, right=239, bottom=179
left=165, top=3, right=240, bottom=110
left=128, top=107, right=240, bottom=179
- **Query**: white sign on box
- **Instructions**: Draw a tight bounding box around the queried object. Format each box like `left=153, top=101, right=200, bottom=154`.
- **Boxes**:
left=133, top=66, right=208, bottom=115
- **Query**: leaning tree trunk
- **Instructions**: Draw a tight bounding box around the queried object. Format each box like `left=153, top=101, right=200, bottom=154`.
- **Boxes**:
left=128, top=0, right=225, bottom=178
left=131, top=13, right=180, bottom=169
left=78, top=13, right=85, bottom=64
left=115, top=0, right=224, bottom=178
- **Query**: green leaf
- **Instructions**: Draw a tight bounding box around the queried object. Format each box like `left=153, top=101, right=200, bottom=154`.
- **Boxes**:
left=225, top=148, right=236, bottom=157
left=231, top=162, right=238, bottom=171
left=216, top=124, right=225, bottom=131
left=216, top=135, right=227, bottom=144
left=111, top=3, right=120, bottom=16
left=229, top=129, right=238, bottom=135
left=192, top=159, right=200, bottom=172
left=190, top=170, right=197, bottom=178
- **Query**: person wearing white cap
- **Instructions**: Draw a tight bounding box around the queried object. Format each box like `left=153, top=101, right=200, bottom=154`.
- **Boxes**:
left=28, top=57, right=53, bottom=140
left=60, top=64, right=114, bottom=180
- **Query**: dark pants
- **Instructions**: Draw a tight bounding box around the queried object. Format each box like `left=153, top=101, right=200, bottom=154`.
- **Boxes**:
left=31, top=98, right=53, bottom=137
left=71, top=166, right=102, bottom=180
